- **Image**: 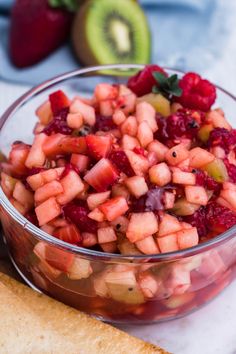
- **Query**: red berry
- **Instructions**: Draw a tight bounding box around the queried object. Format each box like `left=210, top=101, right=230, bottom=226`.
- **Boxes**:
left=133, top=147, right=146, bottom=156
left=177, top=72, right=216, bottom=112
left=95, top=115, right=116, bottom=132
left=224, top=159, right=236, bottom=183
left=127, top=65, right=167, bottom=97
left=183, top=207, right=208, bottom=238
left=43, top=107, right=72, bottom=136
left=208, top=128, right=236, bottom=154
left=195, top=169, right=221, bottom=194
left=49, top=90, right=70, bottom=116
left=63, top=202, right=98, bottom=233
left=109, top=150, right=134, bottom=177
left=206, top=202, right=236, bottom=234
left=60, top=163, right=79, bottom=179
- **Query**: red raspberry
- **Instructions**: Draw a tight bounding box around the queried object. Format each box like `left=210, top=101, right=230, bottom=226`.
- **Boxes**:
left=127, top=65, right=167, bottom=97
left=177, top=72, right=216, bottom=112
left=208, top=128, right=236, bottom=154
left=206, top=202, right=236, bottom=234
left=109, top=150, right=134, bottom=177
left=195, top=169, right=221, bottom=194
left=224, top=159, right=236, bottom=183
left=63, top=202, right=98, bottom=233
left=43, top=107, right=72, bottom=136
left=95, top=115, right=117, bottom=132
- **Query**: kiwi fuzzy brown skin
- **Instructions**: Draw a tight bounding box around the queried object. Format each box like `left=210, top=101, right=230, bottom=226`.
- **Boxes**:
left=71, top=0, right=151, bottom=66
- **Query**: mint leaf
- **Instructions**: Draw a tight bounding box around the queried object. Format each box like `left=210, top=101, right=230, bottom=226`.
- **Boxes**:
left=48, top=0, right=78, bottom=11
left=152, top=72, right=183, bottom=98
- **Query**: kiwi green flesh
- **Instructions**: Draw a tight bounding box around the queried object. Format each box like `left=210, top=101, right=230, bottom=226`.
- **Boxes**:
left=73, top=0, right=151, bottom=66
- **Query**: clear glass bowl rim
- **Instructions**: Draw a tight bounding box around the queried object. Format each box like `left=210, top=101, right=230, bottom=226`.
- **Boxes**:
left=0, top=63, right=236, bottom=262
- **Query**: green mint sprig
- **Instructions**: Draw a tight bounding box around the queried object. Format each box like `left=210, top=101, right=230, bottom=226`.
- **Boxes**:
left=152, top=72, right=183, bottom=98
left=48, top=0, right=79, bottom=12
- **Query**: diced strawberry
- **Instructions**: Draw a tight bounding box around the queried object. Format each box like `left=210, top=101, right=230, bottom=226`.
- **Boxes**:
left=84, top=158, right=119, bottom=192
left=25, top=133, right=47, bottom=168
left=42, top=133, right=65, bottom=156
left=125, top=176, right=148, bottom=198
left=125, top=150, right=149, bottom=176
left=87, top=191, right=110, bottom=210
left=59, top=136, right=87, bottom=155
left=120, top=116, right=138, bottom=136
left=70, top=153, right=89, bottom=173
left=63, top=202, right=98, bottom=233
left=66, top=112, right=83, bottom=129
left=126, top=212, right=158, bottom=243
left=189, top=147, right=215, bottom=168
left=135, top=236, right=159, bottom=254
left=88, top=208, right=105, bottom=222
left=55, top=224, right=82, bottom=245
left=109, top=150, right=135, bottom=177
left=149, top=162, right=172, bottom=186
left=165, top=143, right=190, bottom=166
left=49, top=90, right=70, bottom=116
left=13, top=181, right=34, bottom=211
left=35, top=197, right=61, bottom=226
left=9, top=142, right=30, bottom=175
left=172, top=169, right=196, bottom=185
left=86, top=135, right=112, bottom=160
left=0, top=172, right=18, bottom=197
left=158, top=213, right=182, bottom=237
left=70, top=98, right=95, bottom=126
left=147, top=140, right=169, bottom=162
left=185, top=186, right=208, bottom=206
left=34, top=180, right=63, bottom=204
left=57, top=170, right=84, bottom=205
left=99, top=196, right=129, bottom=221
left=36, top=100, right=52, bottom=125
left=136, top=101, right=158, bottom=132
left=97, top=226, right=117, bottom=244
left=177, top=227, right=199, bottom=250
left=158, top=234, right=179, bottom=253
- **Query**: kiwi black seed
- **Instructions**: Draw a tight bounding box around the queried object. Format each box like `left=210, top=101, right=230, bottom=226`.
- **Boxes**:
left=72, top=0, right=151, bottom=66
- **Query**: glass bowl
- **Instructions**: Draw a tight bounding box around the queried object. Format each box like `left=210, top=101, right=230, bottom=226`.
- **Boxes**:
left=0, top=64, right=236, bottom=325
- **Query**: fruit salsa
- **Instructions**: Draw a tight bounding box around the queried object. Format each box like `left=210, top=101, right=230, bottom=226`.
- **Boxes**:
left=1, top=65, right=236, bottom=323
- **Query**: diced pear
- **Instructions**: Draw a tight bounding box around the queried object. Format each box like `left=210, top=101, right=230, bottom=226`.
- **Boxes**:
left=137, top=93, right=171, bottom=117
left=204, top=158, right=228, bottom=182
left=172, top=198, right=200, bottom=216
left=104, top=271, right=145, bottom=304
left=198, top=124, right=214, bottom=143
left=67, top=257, right=92, bottom=280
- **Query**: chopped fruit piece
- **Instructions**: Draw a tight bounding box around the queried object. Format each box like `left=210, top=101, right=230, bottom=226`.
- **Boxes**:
left=87, top=191, right=110, bottom=210
left=36, top=100, right=52, bottom=125
left=166, top=144, right=190, bottom=166
left=104, top=271, right=145, bottom=304
left=168, top=265, right=191, bottom=295
left=147, top=140, right=169, bottom=162
left=13, top=181, right=34, bottom=211
left=109, top=150, right=134, bottom=177
left=66, top=112, right=83, bottom=129
left=124, top=176, right=148, bottom=198
left=158, top=234, right=179, bottom=253
left=94, top=83, right=118, bottom=101
left=189, top=147, right=215, bottom=168
left=137, top=121, right=153, bottom=148
left=86, top=135, right=111, bottom=160
left=138, top=274, right=159, bottom=298
left=26, top=167, right=64, bottom=191
left=25, top=133, right=47, bottom=169
left=84, top=158, right=119, bottom=192
left=42, top=133, right=64, bottom=156
left=0, top=172, right=18, bottom=197
left=137, top=93, right=171, bottom=117
left=147, top=151, right=159, bottom=167
left=121, top=134, right=140, bottom=150
left=43, top=108, right=72, bottom=136
left=198, top=124, right=214, bottom=143
left=57, top=170, right=84, bottom=205
left=110, top=216, right=129, bottom=233
left=127, top=64, right=167, bottom=97
left=207, top=109, right=231, bottom=130
left=59, top=136, right=87, bottom=154
left=185, top=186, right=208, bottom=206
left=67, top=257, right=92, bottom=280
left=99, top=197, right=129, bottom=221
left=172, top=169, right=196, bottom=185
left=70, top=98, right=95, bottom=126
left=35, top=197, right=61, bottom=226
left=164, top=293, right=194, bottom=309
left=88, top=208, right=105, bottom=222
left=158, top=213, right=182, bottom=237
left=112, top=184, right=130, bottom=200
left=149, top=162, right=172, bottom=186
left=125, top=150, right=149, bottom=176
left=63, top=202, right=98, bottom=233
left=49, top=90, right=70, bottom=116
left=172, top=198, right=200, bottom=216
left=136, top=101, right=158, bottom=132
left=97, top=226, right=117, bottom=244
left=135, top=236, right=159, bottom=254
left=112, top=110, right=126, bottom=125
left=82, top=232, right=97, bottom=247
left=220, top=189, right=236, bottom=211
left=35, top=180, right=63, bottom=204
left=9, top=142, right=30, bottom=175
left=126, top=212, right=158, bottom=243
left=163, top=191, right=175, bottom=209
left=177, top=72, right=216, bottom=111
left=177, top=227, right=199, bottom=250
left=100, top=241, right=117, bottom=253
left=120, top=116, right=138, bottom=137
left=70, top=154, right=89, bottom=173
left=203, top=158, right=228, bottom=183
left=117, top=236, right=141, bottom=255
left=55, top=224, right=82, bottom=245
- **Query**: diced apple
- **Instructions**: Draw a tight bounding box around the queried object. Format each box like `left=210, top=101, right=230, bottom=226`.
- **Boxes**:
left=157, top=234, right=179, bottom=253
left=25, top=133, right=47, bottom=168
left=136, top=101, right=158, bottom=131
left=185, top=186, right=208, bottom=206
left=189, top=147, right=215, bottom=168
left=167, top=265, right=191, bottom=295
left=135, top=236, right=159, bottom=254
left=125, top=150, right=149, bottom=177
left=35, top=197, right=61, bottom=226
left=220, top=189, right=236, bottom=211
left=126, top=212, right=158, bottom=243
left=59, top=136, right=87, bottom=155
left=149, top=162, right=172, bottom=186
left=9, top=198, right=28, bottom=215
left=147, top=140, right=169, bottom=162
left=138, top=93, right=171, bottom=118
left=207, top=110, right=231, bottom=130
left=120, top=116, right=138, bottom=137
left=57, top=170, right=84, bottom=205
left=124, top=176, right=148, bottom=198
left=36, top=100, right=52, bottom=125
left=67, top=257, right=92, bottom=280
left=66, top=112, right=83, bottom=129
left=34, top=180, right=63, bottom=204
left=165, top=144, right=190, bottom=166
left=177, top=227, right=199, bottom=250
left=137, top=121, right=153, bottom=148
left=70, top=153, right=89, bottom=173
left=112, top=110, right=126, bottom=125
left=70, top=98, right=95, bottom=126
left=158, top=213, right=182, bottom=237
left=88, top=208, right=105, bottom=222
left=82, top=232, right=98, bottom=247
left=138, top=273, right=159, bottom=298
left=100, top=241, right=117, bottom=253
left=163, top=293, right=194, bottom=309
left=26, top=167, right=64, bottom=191
left=172, top=169, right=196, bottom=185
left=13, top=181, right=34, bottom=211
left=87, top=191, right=110, bottom=210
left=97, top=226, right=117, bottom=244
left=163, top=191, right=175, bottom=209
left=99, top=196, right=129, bottom=221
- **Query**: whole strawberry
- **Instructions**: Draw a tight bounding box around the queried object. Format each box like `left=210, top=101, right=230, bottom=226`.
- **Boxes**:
left=9, top=0, right=77, bottom=68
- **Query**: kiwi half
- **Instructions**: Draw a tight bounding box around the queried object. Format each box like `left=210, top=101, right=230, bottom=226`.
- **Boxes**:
left=72, top=0, right=151, bottom=66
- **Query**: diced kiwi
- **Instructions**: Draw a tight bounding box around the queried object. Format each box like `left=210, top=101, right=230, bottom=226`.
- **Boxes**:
left=203, top=158, right=229, bottom=183
left=171, top=198, right=200, bottom=216
left=72, top=0, right=150, bottom=67
left=137, top=93, right=171, bottom=117
left=198, top=124, right=214, bottom=143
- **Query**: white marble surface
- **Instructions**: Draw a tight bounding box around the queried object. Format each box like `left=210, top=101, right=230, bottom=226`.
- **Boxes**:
left=1, top=20, right=236, bottom=353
